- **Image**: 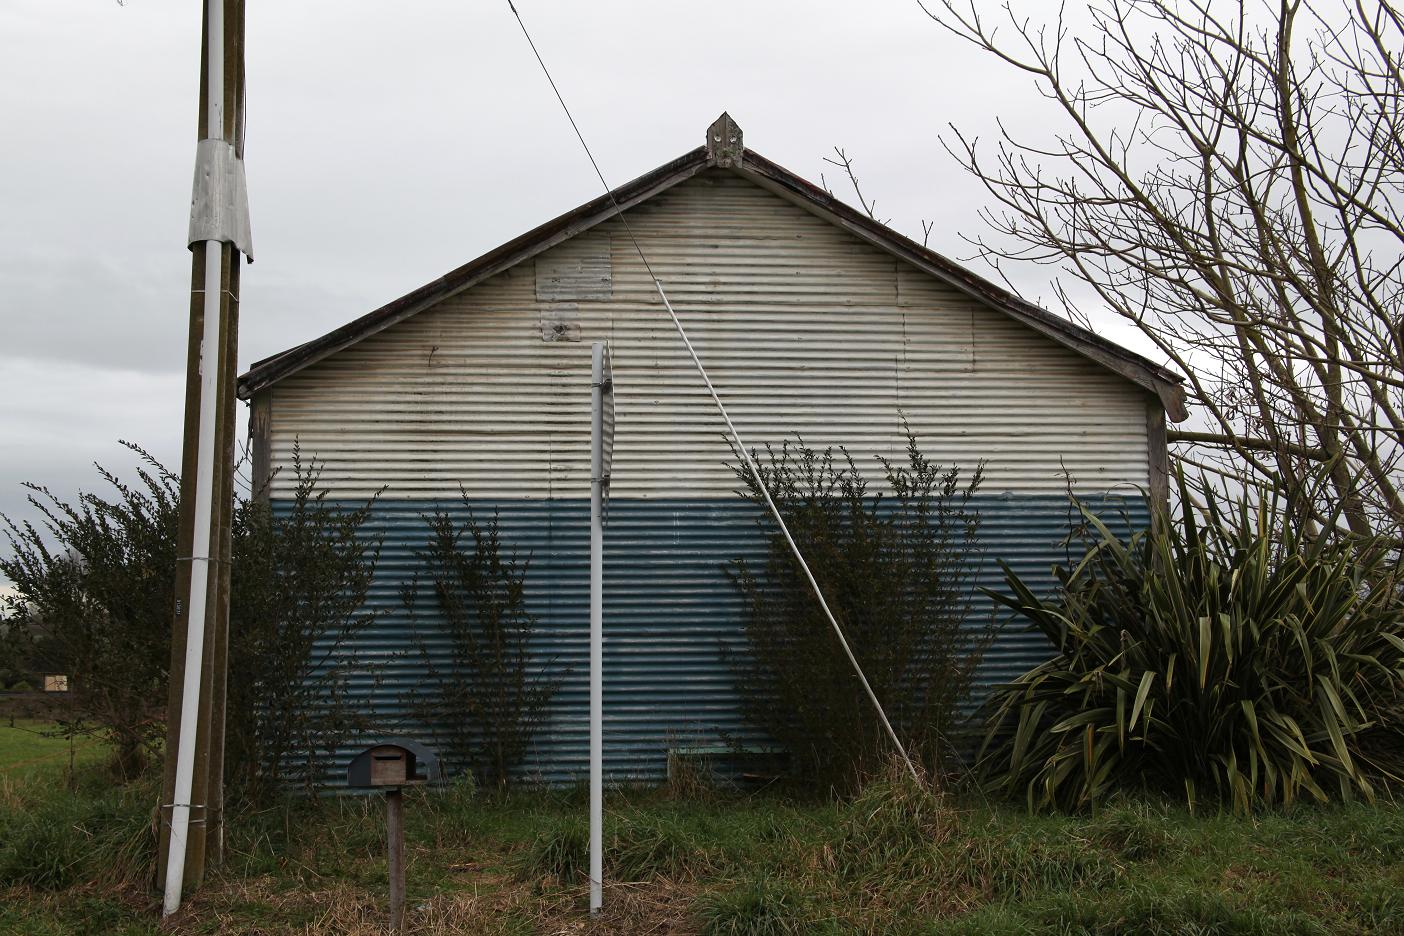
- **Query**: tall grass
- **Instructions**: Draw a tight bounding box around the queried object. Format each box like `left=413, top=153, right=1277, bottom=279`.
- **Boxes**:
left=521, top=806, right=745, bottom=883
left=697, top=877, right=814, bottom=936
left=0, top=772, right=156, bottom=890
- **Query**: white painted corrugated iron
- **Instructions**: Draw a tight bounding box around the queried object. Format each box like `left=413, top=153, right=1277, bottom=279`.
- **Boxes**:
left=266, top=172, right=1155, bottom=501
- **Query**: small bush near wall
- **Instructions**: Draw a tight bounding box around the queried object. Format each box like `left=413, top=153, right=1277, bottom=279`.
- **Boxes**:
left=726, top=432, right=987, bottom=794
left=227, top=448, right=384, bottom=796
left=979, top=468, right=1404, bottom=813
left=401, top=498, right=561, bottom=791
left=0, top=442, right=384, bottom=795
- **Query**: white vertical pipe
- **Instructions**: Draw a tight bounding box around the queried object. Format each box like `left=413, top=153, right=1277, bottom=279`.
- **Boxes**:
left=589, top=342, right=604, bottom=916
left=163, top=0, right=224, bottom=917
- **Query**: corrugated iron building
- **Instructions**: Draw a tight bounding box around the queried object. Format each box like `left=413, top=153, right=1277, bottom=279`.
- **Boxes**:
left=239, top=115, right=1186, bottom=786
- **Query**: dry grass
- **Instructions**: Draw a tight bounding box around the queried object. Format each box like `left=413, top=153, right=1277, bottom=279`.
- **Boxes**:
left=538, top=880, right=701, bottom=936
left=158, top=868, right=700, bottom=936
left=0, top=772, right=24, bottom=815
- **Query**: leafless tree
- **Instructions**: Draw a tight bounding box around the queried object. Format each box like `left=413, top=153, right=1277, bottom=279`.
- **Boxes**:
left=922, top=0, right=1404, bottom=540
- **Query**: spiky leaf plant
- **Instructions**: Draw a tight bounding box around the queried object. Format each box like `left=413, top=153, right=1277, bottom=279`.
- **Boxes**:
left=979, top=468, right=1404, bottom=813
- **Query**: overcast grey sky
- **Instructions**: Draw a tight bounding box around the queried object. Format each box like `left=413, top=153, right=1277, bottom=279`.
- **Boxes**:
left=1, top=0, right=1141, bottom=570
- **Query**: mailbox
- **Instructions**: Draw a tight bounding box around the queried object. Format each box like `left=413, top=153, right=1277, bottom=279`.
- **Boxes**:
left=346, top=737, right=442, bottom=789
left=344, top=738, right=442, bottom=933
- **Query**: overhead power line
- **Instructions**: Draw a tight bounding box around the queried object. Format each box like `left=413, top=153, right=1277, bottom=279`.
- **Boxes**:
left=504, top=0, right=920, bottom=784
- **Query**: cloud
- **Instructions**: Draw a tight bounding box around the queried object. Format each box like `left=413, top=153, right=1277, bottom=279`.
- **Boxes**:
left=0, top=251, right=189, bottom=373
left=0, top=357, right=188, bottom=544
left=0, top=0, right=1162, bottom=588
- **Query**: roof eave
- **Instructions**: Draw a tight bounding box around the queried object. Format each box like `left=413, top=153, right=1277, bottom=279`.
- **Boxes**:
left=237, top=146, right=710, bottom=401
left=735, top=150, right=1188, bottom=421
left=238, top=140, right=1187, bottom=423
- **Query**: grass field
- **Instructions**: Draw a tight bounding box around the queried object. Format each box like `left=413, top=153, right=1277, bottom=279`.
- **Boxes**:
left=2, top=733, right=1403, bottom=935
left=0, top=718, right=105, bottom=785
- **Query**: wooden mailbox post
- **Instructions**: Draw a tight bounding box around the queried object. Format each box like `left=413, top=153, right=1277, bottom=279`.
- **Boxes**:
left=346, top=738, right=440, bottom=933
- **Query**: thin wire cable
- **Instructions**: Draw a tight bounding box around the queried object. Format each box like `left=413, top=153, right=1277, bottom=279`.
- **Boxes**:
left=505, top=0, right=919, bottom=782
left=504, top=0, right=657, bottom=282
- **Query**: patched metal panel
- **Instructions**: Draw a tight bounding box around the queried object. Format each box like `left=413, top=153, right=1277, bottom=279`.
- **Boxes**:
left=539, top=303, right=581, bottom=342
left=535, top=234, right=612, bottom=301
left=269, top=171, right=1151, bottom=503
left=294, top=495, right=1148, bottom=788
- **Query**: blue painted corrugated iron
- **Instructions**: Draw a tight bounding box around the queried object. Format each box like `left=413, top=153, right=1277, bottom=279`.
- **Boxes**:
left=284, top=494, right=1148, bottom=788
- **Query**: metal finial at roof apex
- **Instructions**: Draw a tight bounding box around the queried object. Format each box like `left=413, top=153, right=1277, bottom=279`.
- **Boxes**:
left=706, top=112, right=743, bottom=168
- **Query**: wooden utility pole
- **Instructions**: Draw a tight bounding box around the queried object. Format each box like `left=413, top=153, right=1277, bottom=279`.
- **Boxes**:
left=158, top=0, right=249, bottom=914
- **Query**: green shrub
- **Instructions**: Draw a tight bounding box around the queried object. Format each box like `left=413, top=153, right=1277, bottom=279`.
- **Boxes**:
left=727, top=431, right=987, bottom=793
left=9, top=680, right=33, bottom=692
left=402, top=501, right=560, bottom=791
left=1, top=446, right=179, bottom=779
left=0, top=442, right=385, bottom=796
left=226, top=447, right=385, bottom=796
left=979, top=468, right=1404, bottom=813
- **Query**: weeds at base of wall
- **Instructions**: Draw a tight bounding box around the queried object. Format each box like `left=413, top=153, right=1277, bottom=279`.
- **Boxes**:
left=6, top=761, right=1404, bottom=935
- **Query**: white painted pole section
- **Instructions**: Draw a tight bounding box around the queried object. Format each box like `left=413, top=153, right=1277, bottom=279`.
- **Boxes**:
left=589, top=342, right=604, bottom=916
left=163, top=0, right=224, bottom=917
left=651, top=280, right=920, bottom=783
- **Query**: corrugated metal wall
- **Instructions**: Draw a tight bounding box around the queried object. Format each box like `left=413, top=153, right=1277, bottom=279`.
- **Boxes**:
left=294, top=494, right=1148, bottom=786
left=265, top=168, right=1156, bottom=785
left=269, top=171, right=1150, bottom=501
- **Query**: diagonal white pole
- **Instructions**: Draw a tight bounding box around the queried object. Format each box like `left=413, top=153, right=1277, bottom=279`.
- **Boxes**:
left=651, top=281, right=920, bottom=783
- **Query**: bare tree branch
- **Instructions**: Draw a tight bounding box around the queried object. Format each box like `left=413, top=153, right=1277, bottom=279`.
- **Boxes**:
left=823, top=147, right=892, bottom=225
left=922, top=0, right=1404, bottom=540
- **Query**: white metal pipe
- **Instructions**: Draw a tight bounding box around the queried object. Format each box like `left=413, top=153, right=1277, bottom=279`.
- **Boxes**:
left=163, top=0, right=224, bottom=917
left=589, top=342, right=604, bottom=916
left=652, top=279, right=920, bottom=784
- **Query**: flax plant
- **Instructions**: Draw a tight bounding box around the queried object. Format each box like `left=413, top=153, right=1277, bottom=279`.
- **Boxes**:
left=980, top=467, right=1404, bottom=813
